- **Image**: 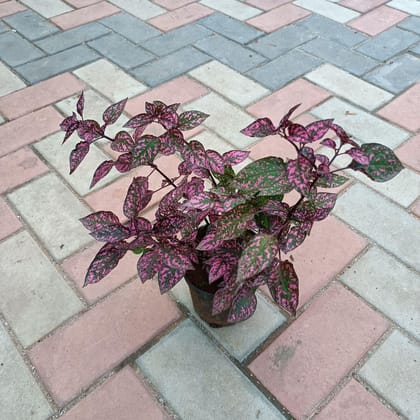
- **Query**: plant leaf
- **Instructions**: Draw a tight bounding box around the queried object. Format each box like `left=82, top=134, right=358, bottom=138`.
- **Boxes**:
left=279, top=104, right=301, bottom=129
left=123, top=176, right=153, bottom=219
left=223, top=150, right=249, bottom=166
left=212, top=203, right=255, bottom=240
left=320, top=138, right=337, bottom=149
left=76, top=92, right=84, bottom=118
left=280, top=225, right=307, bottom=253
left=286, top=157, right=313, bottom=196
left=89, top=224, right=130, bottom=243
left=124, top=113, right=153, bottom=129
left=60, top=113, right=79, bottom=143
left=315, top=173, right=349, bottom=188
left=137, top=248, right=159, bottom=282
left=69, top=141, right=90, bottom=174
left=177, top=111, right=209, bottom=130
left=103, top=98, right=127, bottom=125
left=346, top=147, right=370, bottom=165
left=206, top=150, right=225, bottom=174
left=228, top=286, right=257, bottom=323
left=212, top=284, right=237, bottom=315
left=77, top=120, right=103, bottom=142
left=305, top=119, right=333, bottom=141
left=197, top=231, right=224, bottom=251
left=130, top=135, right=160, bottom=166
left=111, top=131, right=135, bottom=153
left=80, top=211, right=121, bottom=232
left=90, top=160, right=114, bottom=188
left=287, top=123, right=310, bottom=143
left=240, top=117, right=276, bottom=137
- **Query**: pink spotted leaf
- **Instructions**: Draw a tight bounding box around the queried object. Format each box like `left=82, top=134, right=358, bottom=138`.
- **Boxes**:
left=90, top=160, right=114, bottom=188
left=346, top=147, right=370, bottom=165
left=240, top=117, right=276, bottom=137
left=223, top=150, right=250, bottom=166
left=212, top=284, right=237, bottom=315
left=196, top=231, right=224, bottom=251
left=286, top=157, right=313, bottom=196
left=77, top=120, right=104, bottom=142
left=80, top=211, right=120, bottom=232
left=320, top=138, right=337, bottom=149
left=123, top=176, right=153, bottom=219
left=130, top=135, right=160, bottom=167
left=103, top=98, right=127, bottom=125
left=111, top=131, right=135, bottom=152
left=69, top=141, right=90, bottom=174
left=205, top=150, right=225, bottom=174
left=124, top=113, right=153, bottom=129
left=279, top=104, right=301, bottom=129
left=305, top=119, right=333, bottom=141
left=228, top=285, right=257, bottom=323
left=287, top=123, right=310, bottom=144
left=76, top=92, right=84, bottom=118
left=115, top=153, right=131, bottom=173
left=177, top=111, right=209, bottom=130
left=137, top=248, right=159, bottom=283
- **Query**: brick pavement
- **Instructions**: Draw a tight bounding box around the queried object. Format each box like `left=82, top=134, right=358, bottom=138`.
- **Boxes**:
left=0, top=1, right=419, bottom=419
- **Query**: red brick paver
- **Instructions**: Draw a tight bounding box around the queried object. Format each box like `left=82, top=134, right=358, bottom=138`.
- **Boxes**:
left=0, top=1, right=25, bottom=18
left=246, top=0, right=292, bottom=11
left=395, top=134, right=420, bottom=172
left=0, top=197, right=22, bottom=240
left=339, top=0, right=388, bottom=13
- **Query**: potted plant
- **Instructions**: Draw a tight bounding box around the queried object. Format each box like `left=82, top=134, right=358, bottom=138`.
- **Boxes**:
left=60, top=93, right=403, bottom=327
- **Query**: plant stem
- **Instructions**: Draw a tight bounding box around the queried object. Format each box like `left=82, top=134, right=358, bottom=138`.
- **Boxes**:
left=149, top=163, right=177, bottom=188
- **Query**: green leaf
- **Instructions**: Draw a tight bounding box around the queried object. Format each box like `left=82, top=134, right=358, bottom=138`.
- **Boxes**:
left=213, top=203, right=255, bottom=240
left=315, top=173, right=349, bottom=188
left=349, top=143, right=403, bottom=182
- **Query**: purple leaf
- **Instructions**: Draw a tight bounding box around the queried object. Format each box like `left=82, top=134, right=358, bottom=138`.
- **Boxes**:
left=76, top=92, right=84, bottom=118
left=84, top=242, right=127, bottom=286
left=279, top=104, right=301, bottom=129
left=60, top=113, right=79, bottom=143
left=89, top=224, right=131, bottom=243
left=80, top=211, right=120, bottom=232
left=158, top=109, right=178, bottom=130
left=77, top=120, right=104, bottom=142
left=115, top=153, right=131, bottom=173
left=205, top=150, right=225, bottom=174
left=280, top=225, right=307, bottom=253
left=331, top=124, right=358, bottom=147
left=196, top=231, right=224, bottom=251
left=346, top=147, right=370, bottom=165
left=137, top=248, right=159, bottom=282
left=69, top=141, right=90, bottom=174
left=212, top=284, right=237, bottom=315
left=320, top=138, right=337, bottom=149
left=305, top=119, right=333, bottom=141
left=159, top=129, right=184, bottom=155
left=228, top=285, right=257, bottom=323
left=130, top=135, right=160, bottom=167
left=237, top=234, right=278, bottom=282
left=213, top=203, right=255, bottom=240
left=240, top=117, right=276, bottom=137
left=208, top=257, right=229, bottom=283
left=316, top=173, right=349, bottom=188
left=183, top=192, right=218, bottom=211
left=124, top=113, right=153, bottom=129
left=103, top=98, right=127, bottom=125
left=90, top=160, right=114, bottom=188
left=223, top=150, right=249, bottom=166
left=123, top=176, right=153, bottom=219
left=287, top=123, right=310, bottom=143
left=286, top=157, right=313, bottom=196
left=111, top=131, right=135, bottom=152
left=177, top=110, right=209, bottom=130
left=315, top=154, right=329, bottom=165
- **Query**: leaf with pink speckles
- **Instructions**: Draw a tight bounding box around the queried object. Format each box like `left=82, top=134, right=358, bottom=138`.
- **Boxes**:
left=77, top=120, right=104, bottom=142
left=346, top=147, right=370, bottom=165
left=349, top=143, right=403, bottom=182
left=206, top=150, right=225, bottom=174
left=115, top=153, right=131, bottom=173
left=212, top=284, right=237, bottom=315
left=80, top=211, right=120, bottom=232
left=315, top=173, right=349, bottom=188
left=103, top=98, right=127, bottom=125
left=331, top=124, right=358, bottom=147
left=130, top=135, right=160, bottom=167
left=279, top=103, right=301, bottom=129
left=305, top=119, right=333, bottom=141
left=61, top=113, right=79, bottom=143
left=89, top=223, right=130, bottom=243
left=268, top=260, right=299, bottom=315
left=183, top=192, right=218, bottom=211
left=287, top=123, right=310, bottom=144
left=240, top=117, right=276, bottom=137
left=223, top=150, right=249, bottom=166
left=237, top=234, right=278, bottom=282
left=228, top=285, right=257, bottom=323
left=90, top=160, right=114, bottom=188
left=76, top=92, right=84, bottom=118
left=280, top=225, right=307, bottom=253
left=212, top=203, right=255, bottom=240
left=158, top=109, right=178, bottom=130
left=177, top=110, right=208, bottom=130
left=124, top=113, right=153, bottom=129
left=137, top=248, right=159, bottom=283
left=197, top=231, right=223, bottom=251
left=123, top=176, right=153, bottom=219
left=208, top=257, right=230, bottom=283
left=84, top=242, right=127, bottom=286
left=320, top=138, right=336, bottom=149
left=111, top=131, right=135, bottom=152
left=286, top=157, right=313, bottom=196
left=69, top=141, right=89, bottom=174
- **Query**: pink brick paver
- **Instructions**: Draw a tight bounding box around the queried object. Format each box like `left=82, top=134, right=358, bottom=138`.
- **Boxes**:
left=60, top=366, right=169, bottom=420
left=347, top=6, right=408, bottom=36
left=410, top=197, right=420, bottom=217
left=395, top=134, right=420, bottom=172
left=65, top=0, right=102, bottom=7
left=51, top=2, right=120, bottom=30
left=0, top=73, right=85, bottom=120
left=0, top=147, right=49, bottom=193
left=0, top=107, right=63, bottom=157
left=316, top=379, right=399, bottom=419
left=0, top=1, right=25, bottom=18
left=377, top=84, right=420, bottom=132
left=153, top=0, right=196, bottom=10
left=147, top=3, right=213, bottom=31
left=29, top=280, right=181, bottom=406
left=246, top=0, right=292, bottom=11
left=249, top=284, right=389, bottom=418
left=246, top=3, right=311, bottom=32
left=0, top=197, right=22, bottom=240
left=339, top=0, right=388, bottom=13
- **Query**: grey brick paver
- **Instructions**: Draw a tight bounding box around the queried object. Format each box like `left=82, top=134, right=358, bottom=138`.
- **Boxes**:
left=411, top=42, right=420, bottom=54
left=137, top=320, right=286, bottom=420
left=15, top=45, right=100, bottom=84
left=100, top=12, right=161, bottom=44
left=3, top=10, right=59, bottom=41
left=356, top=27, right=419, bottom=61
left=19, top=0, right=72, bottom=19
left=131, top=46, right=211, bottom=86
left=0, top=21, right=9, bottom=33
left=398, top=15, right=420, bottom=34
left=0, top=32, right=45, bottom=67
left=198, top=12, right=263, bottom=44
left=88, top=33, right=154, bottom=70
left=300, top=37, right=379, bottom=76
left=194, top=34, right=266, bottom=73
left=35, top=23, right=111, bottom=54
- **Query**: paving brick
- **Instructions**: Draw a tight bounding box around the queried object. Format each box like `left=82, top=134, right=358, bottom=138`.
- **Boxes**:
left=333, top=183, right=420, bottom=272
left=359, top=330, right=420, bottom=419
left=60, top=366, right=169, bottom=420
left=35, top=22, right=111, bottom=54
left=0, top=61, right=26, bottom=97
left=19, top=0, right=72, bottom=18
left=194, top=34, right=266, bottom=73
left=246, top=0, right=291, bottom=10
left=339, top=0, right=388, bottom=13
left=398, top=15, right=420, bottom=34
left=248, top=24, right=315, bottom=58
left=311, top=97, right=409, bottom=148
left=108, top=0, right=164, bottom=20
left=65, top=0, right=100, bottom=6
left=301, top=38, right=379, bottom=76
left=184, top=92, right=255, bottom=148
left=170, top=282, right=286, bottom=361
left=0, top=322, right=52, bottom=419
left=100, top=11, right=161, bottom=43
left=74, top=59, right=147, bottom=101
left=410, top=41, right=420, bottom=54
left=0, top=73, right=84, bottom=120
left=200, top=0, right=261, bottom=20
left=51, top=1, right=120, bottom=30
left=195, top=129, right=236, bottom=154
left=395, top=133, right=420, bottom=172
left=317, top=379, right=399, bottom=420
left=247, top=49, right=322, bottom=90
left=347, top=6, right=408, bottom=36
left=0, top=231, right=84, bottom=347
left=3, top=10, right=59, bottom=40
left=247, top=3, right=311, bottom=32
left=356, top=26, right=419, bottom=61
left=410, top=197, right=420, bottom=217
left=0, top=197, right=21, bottom=240
left=88, top=33, right=154, bottom=70
left=189, top=60, right=269, bottom=106
left=198, top=12, right=263, bottom=43
left=142, top=23, right=212, bottom=56
left=131, top=46, right=210, bottom=87
left=137, top=320, right=285, bottom=419
left=305, top=63, right=392, bottom=110
left=0, top=21, right=8, bottom=33
left=341, top=246, right=420, bottom=340
left=365, top=53, right=420, bottom=93
left=0, top=147, right=49, bottom=193
left=0, top=31, right=44, bottom=67
left=16, top=45, right=100, bottom=84
left=0, top=0, right=26, bottom=17
left=8, top=173, right=92, bottom=260
left=247, top=78, right=330, bottom=121
left=0, top=107, right=63, bottom=157
left=29, top=280, right=180, bottom=406
left=376, top=83, right=420, bottom=131
left=148, top=3, right=213, bottom=31
left=296, top=14, right=367, bottom=47
left=388, top=0, right=420, bottom=15
left=249, top=284, right=388, bottom=418
left=294, top=0, right=360, bottom=22
left=154, top=0, right=195, bottom=10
